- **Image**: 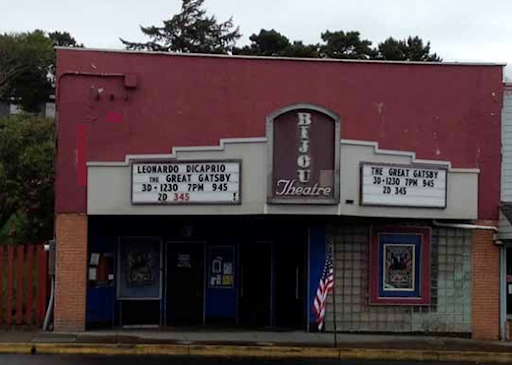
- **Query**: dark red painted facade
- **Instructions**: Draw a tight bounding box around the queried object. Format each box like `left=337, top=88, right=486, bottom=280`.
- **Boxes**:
left=55, top=49, right=503, bottom=219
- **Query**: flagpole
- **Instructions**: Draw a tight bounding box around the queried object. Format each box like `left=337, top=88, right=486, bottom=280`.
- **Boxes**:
left=331, top=243, right=338, bottom=348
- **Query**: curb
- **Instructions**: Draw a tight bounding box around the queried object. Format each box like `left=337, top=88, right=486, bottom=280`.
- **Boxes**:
left=0, top=343, right=33, bottom=355
left=0, top=342, right=511, bottom=362
left=36, top=343, right=189, bottom=356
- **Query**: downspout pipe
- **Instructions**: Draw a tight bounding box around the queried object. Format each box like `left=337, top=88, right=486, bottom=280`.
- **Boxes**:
left=42, top=276, right=55, bottom=331
left=42, top=239, right=56, bottom=331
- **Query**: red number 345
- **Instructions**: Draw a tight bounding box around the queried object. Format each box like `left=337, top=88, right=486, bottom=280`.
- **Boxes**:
left=174, top=193, right=190, bottom=202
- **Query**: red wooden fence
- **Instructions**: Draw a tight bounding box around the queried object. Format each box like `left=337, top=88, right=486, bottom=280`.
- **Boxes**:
left=0, top=244, right=48, bottom=327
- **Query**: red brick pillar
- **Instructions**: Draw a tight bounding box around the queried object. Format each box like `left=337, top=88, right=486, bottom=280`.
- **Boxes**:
left=472, top=220, right=499, bottom=340
left=54, top=213, right=88, bottom=332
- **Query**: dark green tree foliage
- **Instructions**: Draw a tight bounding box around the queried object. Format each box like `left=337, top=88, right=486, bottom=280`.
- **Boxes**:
left=320, top=31, right=376, bottom=59
left=238, top=29, right=291, bottom=56
left=47, top=31, right=83, bottom=84
left=376, top=37, right=405, bottom=60
left=0, top=31, right=54, bottom=112
left=0, top=114, right=54, bottom=244
left=48, top=31, right=84, bottom=48
left=121, top=0, right=441, bottom=61
left=377, top=36, right=441, bottom=61
left=0, top=30, right=83, bottom=112
left=237, top=29, right=379, bottom=60
left=121, top=0, right=241, bottom=54
left=237, top=30, right=439, bottom=61
left=285, top=41, right=320, bottom=58
left=234, top=29, right=319, bottom=58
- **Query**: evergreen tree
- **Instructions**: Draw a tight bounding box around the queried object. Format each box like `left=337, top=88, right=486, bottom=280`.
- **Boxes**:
left=0, top=30, right=83, bottom=112
left=234, top=29, right=319, bottom=58
left=320, top=30, right=376, bottom=60
left=121, top=0, right=241, bottom=54
left=283, top=41, right=319, bottom=58
left=377, top=36, right=441, bottom=62
left=48, top=31, right=84, bottom=48
left=237, top=29, right=291, bottom=56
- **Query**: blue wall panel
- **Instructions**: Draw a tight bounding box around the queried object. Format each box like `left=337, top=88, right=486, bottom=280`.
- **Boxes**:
left=86, top=220, right=116, bottom=326
left=309, top=225, right=326, bottom=330
left=205, top=245, right=237, bottom=321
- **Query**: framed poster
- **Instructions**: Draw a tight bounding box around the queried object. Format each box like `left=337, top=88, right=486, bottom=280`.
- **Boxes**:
left=117, top=237, right=162, bottom=300
left=370, top=227, right=431, bottom=305
left=208, top=246, right=235, bottom=289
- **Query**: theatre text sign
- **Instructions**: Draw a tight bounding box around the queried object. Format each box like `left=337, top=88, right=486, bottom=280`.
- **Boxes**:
left=268, top=105, right=340, bottom=204
left=131, top=160, right=241, bottom=204
left=360, top=163, right=447, bottom=208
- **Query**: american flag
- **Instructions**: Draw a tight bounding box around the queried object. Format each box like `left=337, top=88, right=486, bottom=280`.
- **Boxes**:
left=312, top=248, right=334, bottom=330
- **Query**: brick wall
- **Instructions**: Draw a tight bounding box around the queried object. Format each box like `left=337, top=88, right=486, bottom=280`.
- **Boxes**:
left=471, top=220, right=500, bottom=340
left=54, top=213, right=87, bottom=332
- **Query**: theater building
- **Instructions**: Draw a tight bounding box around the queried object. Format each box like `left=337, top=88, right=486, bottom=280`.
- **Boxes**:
left=54, top=48, right=504, bottom=340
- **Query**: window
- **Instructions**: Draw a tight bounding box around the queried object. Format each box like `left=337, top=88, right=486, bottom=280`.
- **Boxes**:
left=506, top=248, right=512, bottom=316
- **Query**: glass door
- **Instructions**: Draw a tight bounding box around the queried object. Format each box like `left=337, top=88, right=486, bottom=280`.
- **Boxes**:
left=117, top=237, right=163, bottom=326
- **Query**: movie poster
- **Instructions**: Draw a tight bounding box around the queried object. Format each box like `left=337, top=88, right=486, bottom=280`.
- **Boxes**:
left=118, top=238, right=161, bottom=299
left=383, top=244, right=415, bottom=291
left=370, top=228, right=431, bottom=305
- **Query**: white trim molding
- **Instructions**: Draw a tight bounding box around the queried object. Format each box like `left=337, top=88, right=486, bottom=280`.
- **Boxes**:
left=88, top=137, right=480, bottom=174
left=55, top=47, right=507, bottom=68
left=87, top=137, right=267, bottom=167
left=340, top=139, right=479, bottom=173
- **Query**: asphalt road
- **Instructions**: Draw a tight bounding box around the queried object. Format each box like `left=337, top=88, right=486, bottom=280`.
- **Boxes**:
left=0, top=356, right=497, bottom=365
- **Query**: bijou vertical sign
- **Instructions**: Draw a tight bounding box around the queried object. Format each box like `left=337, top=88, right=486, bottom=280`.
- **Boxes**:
left=267, top=104, right=340, bottom=204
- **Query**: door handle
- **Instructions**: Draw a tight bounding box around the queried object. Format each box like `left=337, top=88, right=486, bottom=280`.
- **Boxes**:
left=295, top=266, right=299, bottom=300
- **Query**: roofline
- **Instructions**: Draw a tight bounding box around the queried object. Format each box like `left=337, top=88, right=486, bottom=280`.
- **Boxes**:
left=55, top=46, right=507, bottom=68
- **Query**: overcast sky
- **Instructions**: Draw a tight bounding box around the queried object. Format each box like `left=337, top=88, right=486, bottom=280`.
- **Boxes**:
left=2, top=0, right=512, bottom=78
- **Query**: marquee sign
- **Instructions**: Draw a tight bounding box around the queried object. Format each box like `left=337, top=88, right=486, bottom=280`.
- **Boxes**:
left=267, top=104, right=340, bottom=204
left=360, top=163, right=447, bottom=208
left=131, top=160, right=241, bottom=205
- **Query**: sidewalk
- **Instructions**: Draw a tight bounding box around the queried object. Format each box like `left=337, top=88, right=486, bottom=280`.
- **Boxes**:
left=0, top=328, right=511, bottom=362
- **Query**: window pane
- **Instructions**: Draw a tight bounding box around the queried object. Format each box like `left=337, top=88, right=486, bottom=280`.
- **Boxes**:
left=507, top=248, right=512, bottom=315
